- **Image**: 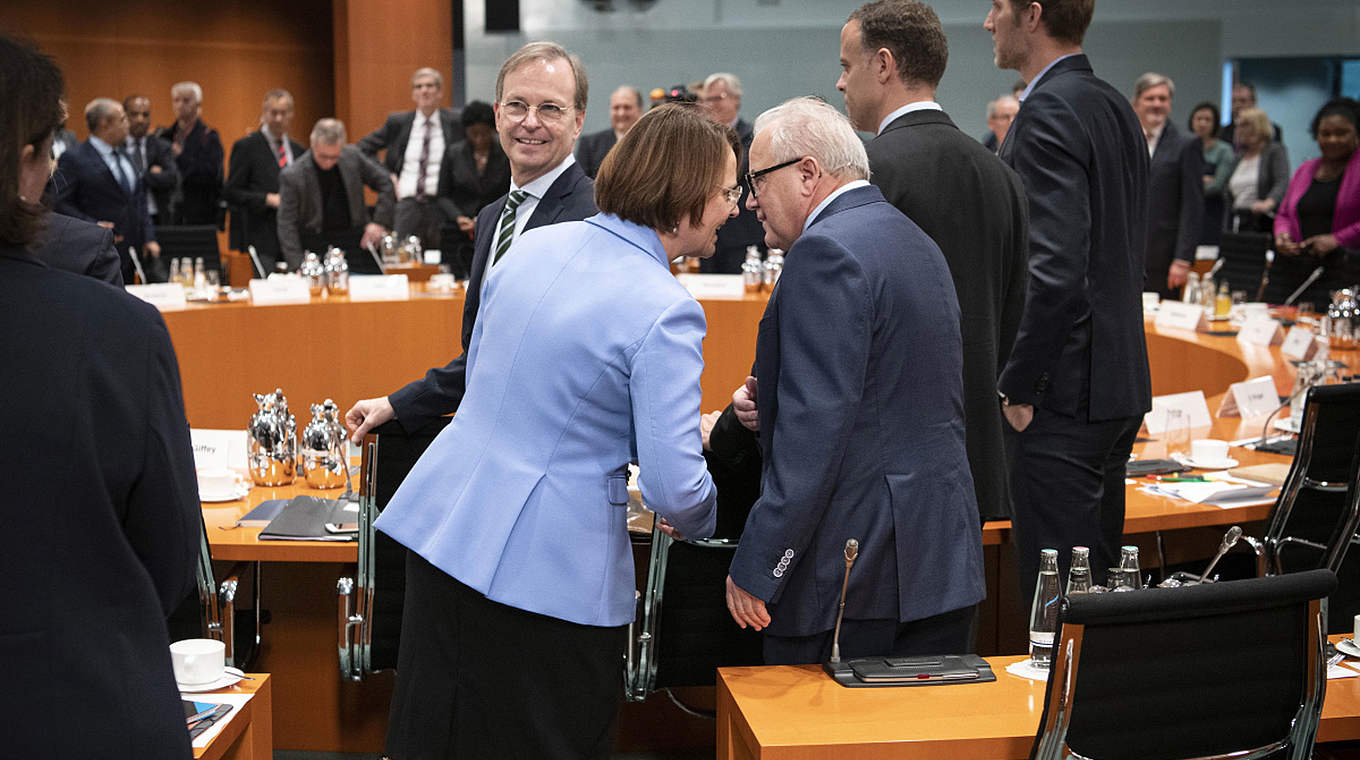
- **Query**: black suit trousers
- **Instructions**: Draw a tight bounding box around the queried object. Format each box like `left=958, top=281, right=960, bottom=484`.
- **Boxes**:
left=1008, top=409, right=1142, bottom=605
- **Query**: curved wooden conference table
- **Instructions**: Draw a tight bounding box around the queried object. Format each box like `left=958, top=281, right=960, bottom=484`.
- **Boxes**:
left=166, top=286, right=1353, bottom=751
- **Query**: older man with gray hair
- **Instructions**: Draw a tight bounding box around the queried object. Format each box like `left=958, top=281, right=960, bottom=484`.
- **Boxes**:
left=700, top=71, right=765, bottom=273
left=1131, top=71, right=1204, bottom=296
left=719, top=96, right=984, bottom=665
left=277, top=117, right=395, bottom=271
left=156, top=81, right=222, bottom=225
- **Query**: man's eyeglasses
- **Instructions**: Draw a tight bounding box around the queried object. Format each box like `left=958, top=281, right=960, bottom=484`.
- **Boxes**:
left=499, top=100, right=572, bottom=123
left=744, top=157, right=803, bottom=199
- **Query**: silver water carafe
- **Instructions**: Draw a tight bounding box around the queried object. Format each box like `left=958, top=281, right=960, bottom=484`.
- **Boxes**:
left=1323, top=287, right=1359, bottom=350
left=247, top=388, right=297, bottom=486
left=324, top=248, right=349, bottom=295
left=300, top=251, right=326, bottom=296
left=301, top=399, right=348, bottom=489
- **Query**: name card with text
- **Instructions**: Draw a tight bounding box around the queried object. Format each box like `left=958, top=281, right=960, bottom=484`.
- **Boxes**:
left=1154, top=301, right=1208, bottom=332
left=1281, top=326, right=1320, bottom=360
left=675, top=273, right=746, bottom=300
left=348, top=274, right=411, bottom=302
left=1216, top=375, right=1279, bottom=418
left=1145, top=390, right=1212, bottom=434
left=1237, top=316, right=1284, bottom=346
left=190, top=428, right=248, bottom=470
left=249, top=277, right=311, bottom=305
left=125, top=283, right=187, bottom=311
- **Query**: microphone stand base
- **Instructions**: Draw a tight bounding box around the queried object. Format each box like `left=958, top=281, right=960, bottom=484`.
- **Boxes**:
left=823, top=654, right=997, bottom=688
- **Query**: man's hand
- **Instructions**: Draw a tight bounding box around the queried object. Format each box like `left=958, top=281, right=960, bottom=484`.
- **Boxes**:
left=733, top=376, right=759, bottom=432
left=171, top=142, right=183, bottom=157
left=657, top=517, right=686, bottom=541
left=726, top=575, right=771, bottom=630
left=1302, top=234, right=1340, bottom=255
left=1002, top=400, right=1034, bottom=432
left=345, top=396, right=396, bottom=445
left=96, top=220, right=115, bottom=230
left=457, top=215, right=476, bottom=235
left=1167, top=259, right=1191, bottom=290
left=265, top=192, right=280, bottom=208
left=361, top=223, right=387, bottom=249
left=144, top=241, right=161, bottom=258
left=1250, top=199, right=1274, bottom=216
left=1275, top=233, right=1301, bottom=256
left=150, top=165, right=163, bottom=175
left=700, top=410, right=721, bottom=451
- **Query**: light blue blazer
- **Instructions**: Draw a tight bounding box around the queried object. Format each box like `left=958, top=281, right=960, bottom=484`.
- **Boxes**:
left=375, top=213, right=718, bottom=627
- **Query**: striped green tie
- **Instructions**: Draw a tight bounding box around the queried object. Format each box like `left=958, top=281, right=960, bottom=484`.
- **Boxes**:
left=492, top=190, right=529, bottom=266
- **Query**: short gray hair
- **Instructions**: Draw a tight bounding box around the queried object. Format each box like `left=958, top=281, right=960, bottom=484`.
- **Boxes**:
left=171, top=81, right=203, bottom=103
left=702, top=72, right=743, bottom=99
left=753, top=97, right=869, bottom=181
left=310, top=117, right=347, bottom=145
left=495, top=41, right=588, bottom=113
left=84, top=98, right=121, bottom=133
left=411, top=67, right=443, bottom=89
left=613, top=85, right=643, bottom=109
left=1133, top=72, right=1175, bottom=100
left=986, top=94, right=1019, bottom=119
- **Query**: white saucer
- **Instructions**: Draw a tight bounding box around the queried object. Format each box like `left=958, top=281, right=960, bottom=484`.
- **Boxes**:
left=199, top=485, right=250, bottom=503
left=178, top=667, right=245, bottom=693
left=1338, top=639, right=1360, bottom=658
left=1177, top=455, right=1239, bottom=470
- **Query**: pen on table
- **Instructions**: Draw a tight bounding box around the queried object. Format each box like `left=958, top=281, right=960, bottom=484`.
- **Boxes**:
left=1145, top=475, right=1207, bottom=482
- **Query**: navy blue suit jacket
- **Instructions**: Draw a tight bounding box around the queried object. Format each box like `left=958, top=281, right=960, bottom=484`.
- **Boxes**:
left=389, top=161, right=597, bottom=430
left=32, top=212, right=123, bottom=286
left=1144, top=121, right=1204, bottom=298
left=998, top=55, right=1151, bottom=421
left=728, top=185, right=986, bottom=637
left=52, top=140, right=156, bottom=281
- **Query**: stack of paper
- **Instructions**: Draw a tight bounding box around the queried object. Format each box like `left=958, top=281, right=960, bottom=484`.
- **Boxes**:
left=1140, top=474, right=1277, bottom=507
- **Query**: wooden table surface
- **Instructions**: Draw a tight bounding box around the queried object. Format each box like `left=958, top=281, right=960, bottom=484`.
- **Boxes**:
left=193, top=673, right=272, bottom=760
left=716, top=635, right=1360, bottom=759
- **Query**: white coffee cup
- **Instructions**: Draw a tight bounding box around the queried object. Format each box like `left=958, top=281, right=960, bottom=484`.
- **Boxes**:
left=197, top=467, right=241, bottom=495
left=170, top=638, right=225, bottom=685
left=1191, top=439, right=1229, bottom=464
left=1142, top=292, right=1160, bottom=311
left=1353, top=613, right=1360, bottom=643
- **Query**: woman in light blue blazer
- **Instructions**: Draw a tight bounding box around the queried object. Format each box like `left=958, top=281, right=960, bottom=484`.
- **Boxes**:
left=377, top=104, right=741, bottom=758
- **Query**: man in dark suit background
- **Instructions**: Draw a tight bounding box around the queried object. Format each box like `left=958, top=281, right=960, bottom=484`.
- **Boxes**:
left=837, top=0, right=1029, bottom=524
left=277, top=118, right=395, bottom=271
left=700, top=72, right=765, bottom=274
left=575, top=85, right=642, bottom=178
left=982, top=93, right=1019, bottom=152
left=52, top=97, right=160, bottom=283
left=32, top=212, right=123, bottom=286
left=1133, top=72, right=1205, bottom=298
left=156, top=81, right=223, bottom=227
left=986, top=0, right=1151, bottom=600
left=346, top=41, right=598, bottom=443
left=123, top=95, right=179, bottom=227
left=224, top=89, right=305, bottom=274
left=724, top=97, right=984, bottom=665
left=357, top=67, right=460, bottom=248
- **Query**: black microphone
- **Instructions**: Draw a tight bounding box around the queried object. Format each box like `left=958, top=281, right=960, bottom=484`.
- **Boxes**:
left=1284, top=266, right=1325, bottom=306
left=829, top=538, right=859, bottom=663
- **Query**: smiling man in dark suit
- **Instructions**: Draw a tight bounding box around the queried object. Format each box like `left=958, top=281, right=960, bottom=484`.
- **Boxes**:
left=575, top=85, right=642, bottom=178
left=52, top=97, right=159, bottom=283
left=357, top=67, right=460, bottom=248
left=345, top=41, right=597, bottom=442
left=985, top=0, right=1151, bottom=600
left=1132, top=72, right=1204, bottom=297
left=838, top=0, right=1029, bottom=525
left=224, top=89, right=305, bottom=274
left=723, top=97, right=984, bottom=665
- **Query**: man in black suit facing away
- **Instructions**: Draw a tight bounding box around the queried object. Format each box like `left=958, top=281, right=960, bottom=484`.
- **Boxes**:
left=32, top=212, right=123, bottom=286
left=357, top=67, right=460, bottom=248
left=157, top=82, right=223, bottom=227
left=224, top=89, right=305, bottom=274
left=52, top=97, right=160, bottom=283
left=575, top=85, right=642, bottom=178
left=122, top=95, right=178, bottom=228
left=837, top=0, right=1029, bottom=524
left=985, top=0, right=1151, bottom=600
left=700, top=72, right=765, bottom=274
left=1132, top=72, right=1204, bottom=298
left=345, top=41, right=597, bottom=443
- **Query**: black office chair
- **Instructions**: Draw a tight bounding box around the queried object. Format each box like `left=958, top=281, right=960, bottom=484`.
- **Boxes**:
left=337, top=416, right=449, bottom=681
left=1031, top=569, right=1336, bottom=760
left=155, top=224, right=223, bottom=281
left=1215, top=231, right=1272, bottom=302
left=168, top=522, right=260, bottom=669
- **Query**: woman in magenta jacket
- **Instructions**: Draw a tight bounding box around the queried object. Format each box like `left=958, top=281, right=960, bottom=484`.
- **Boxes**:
left=1271, top=98, right=1360, bottom=305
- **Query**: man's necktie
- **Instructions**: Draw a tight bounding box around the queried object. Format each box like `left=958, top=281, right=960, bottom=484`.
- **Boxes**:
left=112, top=149, right=134, bottom=193
left=276, top=139, right=288, bottom=169
left=415, top=117, right=433, bottom=198
left=131, top=140, right=146, bottom=174
left=492, top=190, right=528, bottom=266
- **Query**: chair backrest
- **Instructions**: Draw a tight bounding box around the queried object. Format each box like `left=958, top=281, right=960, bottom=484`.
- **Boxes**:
left=1032, top=569, right=1336, bottom=760
left=1216, top=232, right=1271, bottom=301
left=155, top=225, right=222, bottom=277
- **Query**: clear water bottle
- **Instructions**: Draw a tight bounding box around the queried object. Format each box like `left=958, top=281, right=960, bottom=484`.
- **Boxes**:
left=1067, top=546, right=1092, bottom=595
left=1113, top=545, right=1141, bottom=591
left=742, top=246, right=763, bottom=294
left=1183, top=271, right=1199, bottom=303
left=193, top=257, right=206, bottom=294
left=168, top=257, right=181, bottom=286
left=1029, top=549, right=1061, bottom=669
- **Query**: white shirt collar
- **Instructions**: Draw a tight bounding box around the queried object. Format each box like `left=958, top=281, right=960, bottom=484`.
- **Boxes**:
left=89, top=135, right=115, bottom=156
left=876, top=101, right=942, bottom=136
left=510, top=153, right=576, bottom=200
left=1019, top=53, right=1080, bottom=102
left=803, top=179, right=870, bottom=233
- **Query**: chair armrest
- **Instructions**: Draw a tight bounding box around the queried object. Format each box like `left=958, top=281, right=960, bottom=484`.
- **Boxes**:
left=216, top=562, right=250, bottom=667
left=1232, top=535, right=1267, bottom=577
left=337, top=572, right=361, bottom=682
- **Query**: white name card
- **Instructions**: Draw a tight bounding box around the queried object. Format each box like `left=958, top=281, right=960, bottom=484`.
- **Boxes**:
left=249, top=277, right=311, bottom=305
left=423, top=249, right=442, bottom=265
left=1154, top=301, right=1208, bottom=332
left=675, top=273, right=746, bottom=300
left=348, top=274, right=411, bottom=302
left=190, top=428, right=248, bottom=470
left=125, top=283, right=187, bottom=311
left=1146, top=390, right=1212, bottom=434
left=1281, top=326, right=1320, bottom=360
left=1216, top=375, right=1279, bottom=418
left=1237, top=316, right=1284, bottom=346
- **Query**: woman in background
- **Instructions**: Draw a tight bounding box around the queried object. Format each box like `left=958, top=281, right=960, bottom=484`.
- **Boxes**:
left=437, top=100, right=510, bottom=248
left=1224, top=106, right=1290, bottom=233
left=1271, top=98, right=1360, bottom=306
left=1189, top=101, right=1235, bottom=245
